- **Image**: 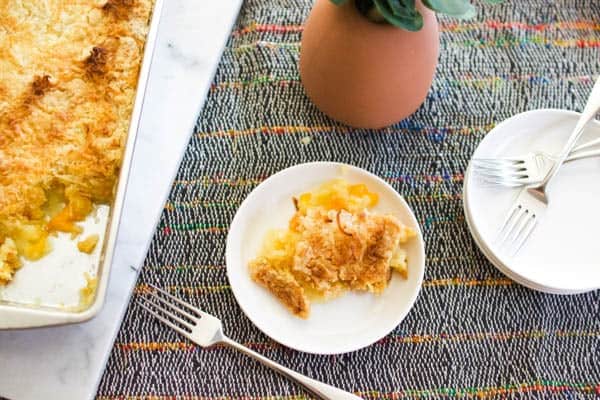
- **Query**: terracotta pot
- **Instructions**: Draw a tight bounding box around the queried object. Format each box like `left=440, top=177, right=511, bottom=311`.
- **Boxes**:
left=300, top=0, right=439, bottom=129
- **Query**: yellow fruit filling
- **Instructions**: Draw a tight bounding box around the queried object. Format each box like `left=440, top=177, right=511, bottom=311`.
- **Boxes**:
left=249, top=179, right=416, bottom=318
left=78, top=234, right=100, bottom=254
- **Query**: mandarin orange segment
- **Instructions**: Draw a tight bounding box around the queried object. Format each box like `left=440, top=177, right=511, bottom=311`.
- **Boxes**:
left=47, top=191, right=93, bottom=235
left=48, top=210, right=81, bottom=234
left=367, top=192, right=379, bottom=206
left=349, top=183, right=368, bottom=196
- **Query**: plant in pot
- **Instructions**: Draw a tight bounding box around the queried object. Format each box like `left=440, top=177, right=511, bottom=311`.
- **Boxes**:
left=300, top=0, right=501, bottom=129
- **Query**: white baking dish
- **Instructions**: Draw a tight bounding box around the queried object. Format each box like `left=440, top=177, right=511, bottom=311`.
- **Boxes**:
left=0, top=0, right=165, bottom=329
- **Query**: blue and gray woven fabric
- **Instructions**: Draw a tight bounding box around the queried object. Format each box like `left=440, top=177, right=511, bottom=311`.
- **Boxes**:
left=98, top=0, right=600, bottom=398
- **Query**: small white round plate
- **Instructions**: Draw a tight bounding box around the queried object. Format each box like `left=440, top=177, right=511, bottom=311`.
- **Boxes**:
left=226, top=162, right=425, bottom=354
left=464, top=109, right=600, bottom=294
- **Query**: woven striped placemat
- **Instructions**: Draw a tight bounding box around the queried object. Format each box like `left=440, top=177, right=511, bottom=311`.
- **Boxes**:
left=98, top=0, right=600, bottom=398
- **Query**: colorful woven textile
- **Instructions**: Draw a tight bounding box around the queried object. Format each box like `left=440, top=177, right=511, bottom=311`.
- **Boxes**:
left=98, top=0, right=600, bottom=398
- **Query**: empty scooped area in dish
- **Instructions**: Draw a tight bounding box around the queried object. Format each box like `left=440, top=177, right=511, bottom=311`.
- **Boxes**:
left=0, top=206, right=109, bottom=310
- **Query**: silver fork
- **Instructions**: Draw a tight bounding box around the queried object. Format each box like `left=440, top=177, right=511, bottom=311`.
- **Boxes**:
left=137, top=285, right=362, bottom=400
left=472, top=145, right=600, bottom=187
left=497, top=75, right=600, bottom=254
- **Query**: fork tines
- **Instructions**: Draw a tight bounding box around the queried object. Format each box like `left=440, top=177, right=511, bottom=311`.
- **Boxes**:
left=472, top=158, right=530, bottom=187
left=496, top=202, right=538, bottom=256
left=137, top=284, right=202, bottom=336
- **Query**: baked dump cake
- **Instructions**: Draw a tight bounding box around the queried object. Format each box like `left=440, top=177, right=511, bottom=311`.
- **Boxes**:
left=0, top=0, right=154, bottom=285
left=249, top=179, right=416, bottom=318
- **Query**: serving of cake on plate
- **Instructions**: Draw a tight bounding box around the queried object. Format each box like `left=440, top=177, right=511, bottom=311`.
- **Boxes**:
left=249, top=179, right=416, bottom=318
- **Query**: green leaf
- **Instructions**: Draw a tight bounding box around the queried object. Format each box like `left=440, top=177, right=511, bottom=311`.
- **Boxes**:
left=373, top=0, right=423, bottom=31
left=330, top=0, right=349, bottom=5
left=387, top=0, right=420, bottom=20
left=403, top=0, right=417, bottom=10
left=387, top=0, right=407, bottom=15
left=422, top=0, right=477, bottom=19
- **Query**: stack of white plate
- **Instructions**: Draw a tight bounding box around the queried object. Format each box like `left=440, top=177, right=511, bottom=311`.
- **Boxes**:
left=463, top=109, right=600, bottom=294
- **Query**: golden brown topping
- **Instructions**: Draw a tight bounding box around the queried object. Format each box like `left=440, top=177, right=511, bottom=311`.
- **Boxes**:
left=0, top=0, right=154, bottom=285
left=250, top=257, right=309, bottom=319
left=31, top=75, right=52, bottom=97
left=249, top=179, right=416, bottom=318
left=84, top=47, right=108, bottom=77
left=0, top=239, right=21, bottom=285
left=102, top=0, right=135, bottom=18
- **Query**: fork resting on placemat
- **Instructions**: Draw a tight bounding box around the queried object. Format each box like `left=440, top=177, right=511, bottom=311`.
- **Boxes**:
left=138, top=285, right=362, bottom=400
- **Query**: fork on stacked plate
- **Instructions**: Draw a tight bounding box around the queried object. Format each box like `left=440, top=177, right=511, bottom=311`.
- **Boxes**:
left=464, top=75, right=600, bottom=294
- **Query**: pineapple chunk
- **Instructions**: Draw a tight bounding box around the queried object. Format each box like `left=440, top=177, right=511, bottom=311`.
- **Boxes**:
left=8, top=222, right=51, bottom=261
left=77, top=234, right=99, bottom=254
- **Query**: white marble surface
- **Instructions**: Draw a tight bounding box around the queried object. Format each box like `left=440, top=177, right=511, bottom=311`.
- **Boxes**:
left=0, top=1, right=242, bottom=399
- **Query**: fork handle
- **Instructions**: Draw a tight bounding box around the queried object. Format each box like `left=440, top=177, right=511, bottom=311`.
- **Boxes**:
left=221, top=337, right=362, bottom=400
left=566, top=148, right=600, bottom=162
left=537, top=75, right=600, bottom=191
left=571, top=136, right=600, bottom=153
